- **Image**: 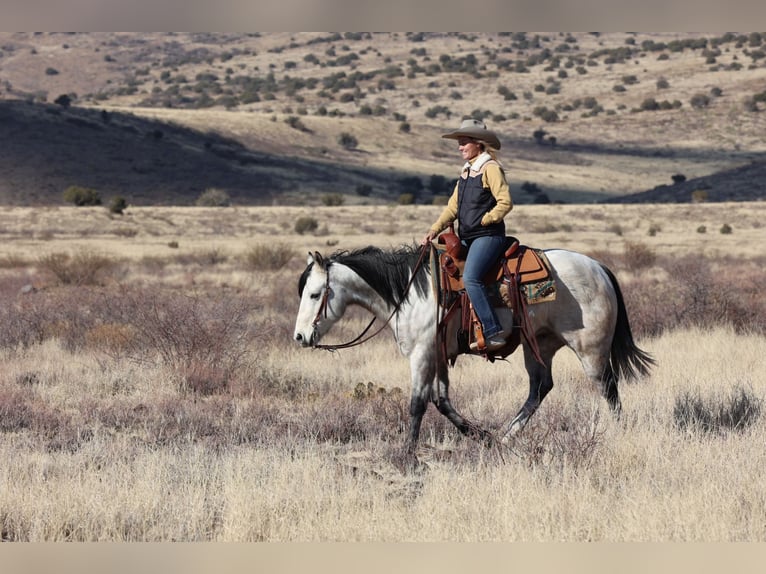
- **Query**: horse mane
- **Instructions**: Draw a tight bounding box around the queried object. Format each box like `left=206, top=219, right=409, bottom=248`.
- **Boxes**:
left=329, top=244, right=431, bottom=308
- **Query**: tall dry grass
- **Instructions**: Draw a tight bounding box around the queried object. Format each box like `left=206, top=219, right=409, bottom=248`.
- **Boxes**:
left=1, top=204, right=765, bottom=541
left=1, top=328, right=764, bottom=541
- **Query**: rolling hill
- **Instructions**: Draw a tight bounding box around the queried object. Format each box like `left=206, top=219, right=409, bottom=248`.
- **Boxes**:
left=1, top=31, right=765, bottom=206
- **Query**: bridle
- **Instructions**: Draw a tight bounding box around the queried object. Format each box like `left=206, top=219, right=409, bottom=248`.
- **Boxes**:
left=310, top=243, right=431, bottom=351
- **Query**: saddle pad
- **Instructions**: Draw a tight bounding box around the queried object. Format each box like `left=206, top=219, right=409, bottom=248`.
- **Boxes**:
left=522, top=278, right=557, bottom=304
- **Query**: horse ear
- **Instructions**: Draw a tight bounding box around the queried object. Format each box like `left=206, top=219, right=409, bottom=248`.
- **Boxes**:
left=308, top=251, right=325, bottom=267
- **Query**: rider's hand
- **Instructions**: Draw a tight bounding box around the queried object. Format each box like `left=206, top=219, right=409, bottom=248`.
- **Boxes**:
left=420, top=230, right=437, bottom=246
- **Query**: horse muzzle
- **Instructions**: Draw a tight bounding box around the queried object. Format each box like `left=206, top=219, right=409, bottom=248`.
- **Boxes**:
left=294, top=328, right=319, bottom=348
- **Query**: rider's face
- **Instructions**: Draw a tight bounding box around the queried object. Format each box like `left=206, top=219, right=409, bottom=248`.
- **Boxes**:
left=458, top=138, right=482, bottom=161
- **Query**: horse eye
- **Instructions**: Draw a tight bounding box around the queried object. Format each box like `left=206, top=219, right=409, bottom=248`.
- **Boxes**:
left=310, top=292, right=321, bottom=300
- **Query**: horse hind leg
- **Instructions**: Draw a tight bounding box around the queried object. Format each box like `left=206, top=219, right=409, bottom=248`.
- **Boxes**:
left=503, top=341, right=557, bottom=442
left=599, top=360, right=622, bottom=417
left=580, top=349, right=622, bottom=417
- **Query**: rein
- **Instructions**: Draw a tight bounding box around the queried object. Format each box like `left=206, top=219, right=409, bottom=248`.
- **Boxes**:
left=311, top=243, right=431, bottom=351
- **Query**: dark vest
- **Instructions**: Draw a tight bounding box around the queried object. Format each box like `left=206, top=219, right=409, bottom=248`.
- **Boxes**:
left=457, top=169, right=505, bottom=241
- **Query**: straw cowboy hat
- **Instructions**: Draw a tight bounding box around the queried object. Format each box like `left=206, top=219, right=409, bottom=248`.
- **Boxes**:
left=441, top=118, right=501, bottom=150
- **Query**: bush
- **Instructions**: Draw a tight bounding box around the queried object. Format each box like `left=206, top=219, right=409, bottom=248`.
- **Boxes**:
left=63, top=186, right=101, bottom=206
left=195, top=188, right=231, bottom=207
left=640, top=98, right=660, bottom=111
left=321, top=193, right=344, bottom=206
left=621, top=254, right=765, bottom=338
left=108, top=196, right=128, bottom=215
left=284, top=115, right=311, bottom=132
left=691, top=189, right=708, bottom=203
left=102, top=287, right=258, bottom=395
left=295, top=216, right=319, bottom=234
left=338, top=132, right=358, bottom=150
left=690, top=93, right=711, bottom=108
left=54, top=94, right=72, bottom=108
left=622, top=241, right=656, bottom=270
left=398, top=193, right=415, bottom=205
left=674, top=387, right=761, bottom=435
left=533, top=107, right=559, bottom=122
left=720, top=223, right=733, bottom=234
left=38, top=251, right=115, bottom=286
left=243, top=243, right=295, bottom=271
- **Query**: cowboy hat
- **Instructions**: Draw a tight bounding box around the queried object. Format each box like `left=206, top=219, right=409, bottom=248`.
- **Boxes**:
left=441, top=118, right=501, bottom=150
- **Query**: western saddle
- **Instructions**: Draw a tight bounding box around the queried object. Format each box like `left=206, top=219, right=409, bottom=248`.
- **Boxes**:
left=431, top=227, right=554, bottom=362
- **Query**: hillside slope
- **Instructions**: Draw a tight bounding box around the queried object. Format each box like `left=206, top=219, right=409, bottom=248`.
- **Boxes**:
left=2, top=32, right=766, bottom=205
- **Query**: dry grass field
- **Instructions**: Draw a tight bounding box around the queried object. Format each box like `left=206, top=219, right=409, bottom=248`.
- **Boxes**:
left=1, top=202, right=765, bottom=541
left=1, top=30, right=765, bottom=545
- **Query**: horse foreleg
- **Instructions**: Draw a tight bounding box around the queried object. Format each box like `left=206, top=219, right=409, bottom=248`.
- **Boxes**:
left=405, top=349, right=436, bottom=456
left=433, top=358, right=493, bottom=446
left=503, top=341, right=556, bottom=441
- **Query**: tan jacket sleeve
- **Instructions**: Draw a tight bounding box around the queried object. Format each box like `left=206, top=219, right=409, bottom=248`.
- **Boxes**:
left=429, top=181, right=459, bottom=235
left=479, top=163, right=513, bottom=226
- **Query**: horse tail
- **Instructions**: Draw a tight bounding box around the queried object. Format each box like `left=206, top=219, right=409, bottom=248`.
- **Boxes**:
left=601, top=264, right=656, bottom=382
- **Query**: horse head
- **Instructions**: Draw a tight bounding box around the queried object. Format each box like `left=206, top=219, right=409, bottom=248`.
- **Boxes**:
left=294, top=251, right=348, bottom=347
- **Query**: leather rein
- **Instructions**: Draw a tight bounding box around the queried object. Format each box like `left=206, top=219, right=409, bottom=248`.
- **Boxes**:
left=311, top=243, right=431, bottom=351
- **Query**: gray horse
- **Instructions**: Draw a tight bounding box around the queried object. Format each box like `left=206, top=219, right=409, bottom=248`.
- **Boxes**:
left=294, top=244, right=654, bottom=458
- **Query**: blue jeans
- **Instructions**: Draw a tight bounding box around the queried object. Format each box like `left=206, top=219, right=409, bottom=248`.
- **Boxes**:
left=463, top=235, right=506, bottom=338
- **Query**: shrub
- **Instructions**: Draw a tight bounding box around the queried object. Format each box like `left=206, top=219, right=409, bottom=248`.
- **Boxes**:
left=54, top=93, right=72, bottom=107
left=696, top=225, right=707, bottom=233
left=63, top=185, right=101, bottom=206
left=38, top=251, right=115, bottom=286
left=295, top=216, right=319, bottom=234
left=532, top=129, right=547, bottom=144
left=622, top=241, right=656, bottom=270
left=398, top=193, right=415, bottom=205
left=674, top=387, right=761, bottom=435
left=691, top=189, right=708, bottom=203
left=720, top=223, right=733, bottom=234
left=284, top=115, right=311, bottom=132
left=640, top=98, right=660, bottom=111
left=108, top=195, right=128, bottom=214
left=243, top=243, right=295, bottom=271
left=338, top=132, right=358, bottom=150
left=321, top=193, right=344, bottom=206
left=533, top=106, right=559, bottom=122
left=671, top=174, right=687, bottom=184
left=101, top=287, right=258, bottom=395
left=690, top=93, right=711, bottom=108
left=195, top=188, right=230, bottom=207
